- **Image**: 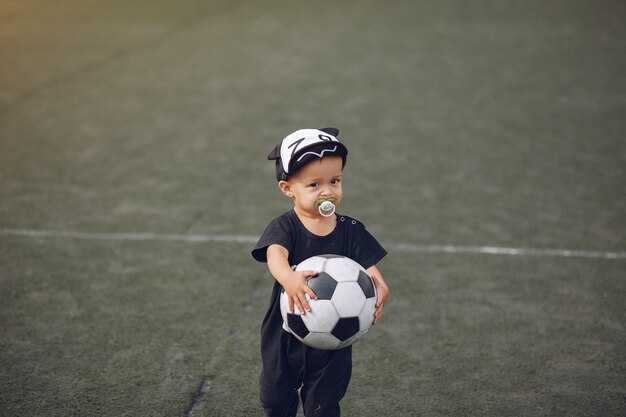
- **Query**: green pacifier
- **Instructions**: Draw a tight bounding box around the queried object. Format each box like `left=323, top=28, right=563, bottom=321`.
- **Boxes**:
left=315, top=197, right=337, bottom=217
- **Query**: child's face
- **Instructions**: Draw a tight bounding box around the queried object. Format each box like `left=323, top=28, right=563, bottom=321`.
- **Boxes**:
left=281, top=156, right=343, bottom=218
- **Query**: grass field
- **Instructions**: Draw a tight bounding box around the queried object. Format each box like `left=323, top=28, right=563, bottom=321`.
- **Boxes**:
left=1, top=0, right=625, bottom=416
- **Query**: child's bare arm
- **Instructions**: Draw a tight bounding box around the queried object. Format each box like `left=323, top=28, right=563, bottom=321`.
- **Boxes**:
left=367, top=265, right=389, bottom=324
left=266, top=244, right=318, bottom=314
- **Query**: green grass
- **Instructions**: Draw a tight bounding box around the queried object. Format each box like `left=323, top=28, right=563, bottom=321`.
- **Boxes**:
left=1, top=0, right=625, bottom=415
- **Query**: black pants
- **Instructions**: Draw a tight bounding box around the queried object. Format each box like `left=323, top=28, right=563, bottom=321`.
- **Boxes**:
left=260, top=330, right=352, bottom=417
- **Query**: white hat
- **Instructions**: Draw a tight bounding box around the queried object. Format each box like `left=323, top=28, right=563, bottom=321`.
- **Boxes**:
left=268, top=127, right=348, bottom=181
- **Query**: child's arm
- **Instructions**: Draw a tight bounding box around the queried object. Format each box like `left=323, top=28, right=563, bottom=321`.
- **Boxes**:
left=367, top=265, right=389, bottom=324
left=266, top=244, right=318, bottom=315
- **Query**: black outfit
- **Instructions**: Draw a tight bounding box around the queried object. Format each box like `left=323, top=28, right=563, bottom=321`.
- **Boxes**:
left=252, top=210, right=387, bottom=417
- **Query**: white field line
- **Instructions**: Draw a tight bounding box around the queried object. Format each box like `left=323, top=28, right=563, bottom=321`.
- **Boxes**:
left=383, top=242, right=626, bottom=260
left=0, top=228, right=259, bottom=244
left=0, top=228, right=625, bottom=260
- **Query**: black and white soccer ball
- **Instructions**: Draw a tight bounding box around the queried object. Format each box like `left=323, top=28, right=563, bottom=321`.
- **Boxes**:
left=280, top=255, right=377, bottom=350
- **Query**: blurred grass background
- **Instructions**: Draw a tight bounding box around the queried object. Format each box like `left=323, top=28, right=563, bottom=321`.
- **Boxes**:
left=1, top=0, right=624, bottom=415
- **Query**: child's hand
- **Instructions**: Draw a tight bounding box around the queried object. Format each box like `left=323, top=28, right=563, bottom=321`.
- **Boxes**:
left=367, top=265, right=389, bottom=324
left=373, top=279, right=389, bottom=324
left=283, top=270, right=318, bottom=314
left=267, top=244, right=319, bottom=314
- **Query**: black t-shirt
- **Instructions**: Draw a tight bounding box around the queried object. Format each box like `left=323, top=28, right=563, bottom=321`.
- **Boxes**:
left=252, top=209, right=387, bottom=269
left=251, top=209, right=387, bottom=345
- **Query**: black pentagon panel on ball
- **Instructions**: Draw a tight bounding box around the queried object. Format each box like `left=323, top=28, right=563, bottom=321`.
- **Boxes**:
left=307, top=272, right=338, bottom=300
left=331, top=317, right=360, bottom=341
left=287, top=314, right=310, bottom=339
left=318, top=254, right=345, bottom=259
left=357, top=270, right=376, bottom=298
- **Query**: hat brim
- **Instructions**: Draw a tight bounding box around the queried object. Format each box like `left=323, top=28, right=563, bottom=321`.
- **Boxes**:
left=287, top=141, right=348, bottom=177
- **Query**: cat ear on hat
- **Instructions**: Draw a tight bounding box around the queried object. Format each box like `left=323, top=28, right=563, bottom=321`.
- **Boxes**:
left=267, top=143, right=281, bottom=160
left=268, top=142, right=287, bottom=181
left=318, top=127, right=339, bottom=137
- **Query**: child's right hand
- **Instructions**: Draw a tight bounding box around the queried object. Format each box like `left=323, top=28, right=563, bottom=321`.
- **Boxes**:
left=283, top=270, right=318, bottom=314
left=266, top=244, right=318, bottom=314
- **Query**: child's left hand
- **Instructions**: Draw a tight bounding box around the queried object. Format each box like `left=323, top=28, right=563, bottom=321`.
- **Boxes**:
left=367, top=265, right=389, bottom=324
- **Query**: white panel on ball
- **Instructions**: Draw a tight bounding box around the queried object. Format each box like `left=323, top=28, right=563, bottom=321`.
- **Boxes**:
left=304, top=332, right=341, bottom=350
left=332, top=282, right=366, bottom=317
left=280, top=290, right=290, bottom=327
left=324, top=257, right=361, bottom=282
left=296, top=256, right=327, bottom=274
left=301, top=300, right=340, bottom=333
left=358, top=297, right=377, bottom=329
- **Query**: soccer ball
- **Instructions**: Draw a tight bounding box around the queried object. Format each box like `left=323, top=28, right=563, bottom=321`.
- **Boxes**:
left=280, top=254, right=377, bottom=350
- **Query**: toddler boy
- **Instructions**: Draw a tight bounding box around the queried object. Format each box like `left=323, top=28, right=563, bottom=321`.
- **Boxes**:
left=252, top=128, right=389, bottom=417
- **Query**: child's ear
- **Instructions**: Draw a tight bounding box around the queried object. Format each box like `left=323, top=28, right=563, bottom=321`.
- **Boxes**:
left=278, top=180, right=294, bottom=198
